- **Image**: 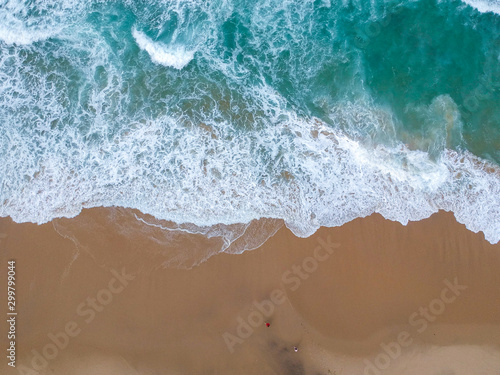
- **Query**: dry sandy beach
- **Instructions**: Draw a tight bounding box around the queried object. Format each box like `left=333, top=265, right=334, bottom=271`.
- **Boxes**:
left=1, top=209, right=500, bottom=375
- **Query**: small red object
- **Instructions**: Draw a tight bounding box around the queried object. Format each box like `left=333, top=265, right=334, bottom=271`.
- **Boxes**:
left=266, top=323, right=270, bottom=327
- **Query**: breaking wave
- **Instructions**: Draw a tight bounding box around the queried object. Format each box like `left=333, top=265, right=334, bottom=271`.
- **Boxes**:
left=132, top=27, right=195, bottom=69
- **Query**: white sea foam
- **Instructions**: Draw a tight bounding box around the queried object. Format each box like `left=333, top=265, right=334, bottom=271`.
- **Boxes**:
left=0, top=24, right=55, bottom=45
left=0, top=0, right=85, bottom=45
left=132, top=27, right=195, bottom=69
left=460, top=0, right=500, bottom=14
left=1, top=87, right=499, bottom=245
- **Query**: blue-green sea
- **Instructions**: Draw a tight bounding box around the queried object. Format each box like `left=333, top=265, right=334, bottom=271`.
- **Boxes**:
left=0, top=0, right=499, bottom=243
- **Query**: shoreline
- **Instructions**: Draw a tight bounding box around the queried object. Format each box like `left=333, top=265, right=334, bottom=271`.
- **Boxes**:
left=1, top=209, right=500, bottom=374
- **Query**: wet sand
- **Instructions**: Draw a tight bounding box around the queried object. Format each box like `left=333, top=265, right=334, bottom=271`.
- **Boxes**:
left=1, top=209, right=500, bottom=375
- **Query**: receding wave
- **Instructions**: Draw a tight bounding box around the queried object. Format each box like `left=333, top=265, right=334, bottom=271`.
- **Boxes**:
left=1, top=99, right=499, bottom=244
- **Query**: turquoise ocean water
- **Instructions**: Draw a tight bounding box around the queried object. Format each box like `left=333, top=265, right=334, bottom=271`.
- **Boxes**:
left=1, top=0, right=499, bottom=244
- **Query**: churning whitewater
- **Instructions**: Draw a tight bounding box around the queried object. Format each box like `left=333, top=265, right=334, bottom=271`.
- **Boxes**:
left=0, top=0, right=499, bottom=244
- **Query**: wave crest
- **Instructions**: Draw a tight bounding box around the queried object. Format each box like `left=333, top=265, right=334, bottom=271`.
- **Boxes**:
left=132, top=27, right=195, bottom=69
